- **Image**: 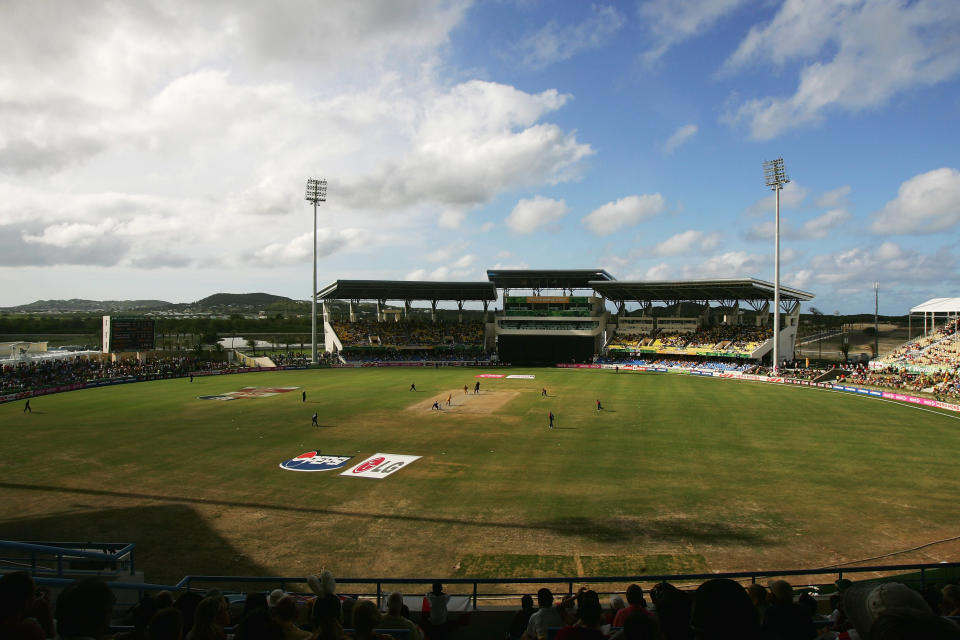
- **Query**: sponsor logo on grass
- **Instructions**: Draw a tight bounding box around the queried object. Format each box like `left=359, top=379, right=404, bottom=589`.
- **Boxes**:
left=475, top=374, right=504, bottom=378
left=198, top=386, right=299, bottom=401
left=279, top=452, right=352, bottom=472
left=505, top=374, right=535, bottom=379
left=341, top=453, right=421, bottom=479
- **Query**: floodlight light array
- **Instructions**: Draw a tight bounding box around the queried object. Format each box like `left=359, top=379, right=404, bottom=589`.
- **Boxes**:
left=763, top=158, right=789, bottom=189
left=306, top=178, right=327, bottom=203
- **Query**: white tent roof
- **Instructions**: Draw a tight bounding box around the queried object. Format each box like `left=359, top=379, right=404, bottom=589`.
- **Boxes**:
left=910, top=298, right=960, bottom=314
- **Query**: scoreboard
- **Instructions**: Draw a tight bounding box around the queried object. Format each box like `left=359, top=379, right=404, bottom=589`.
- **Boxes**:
left=102, top=316, right=156, bottom=353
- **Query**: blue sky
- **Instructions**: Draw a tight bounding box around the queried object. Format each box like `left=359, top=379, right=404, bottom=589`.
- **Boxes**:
left=1, top=0, right=958, bottom=314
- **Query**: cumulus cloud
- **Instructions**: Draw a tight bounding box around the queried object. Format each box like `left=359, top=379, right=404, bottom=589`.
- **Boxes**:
left=746, top=181, right=808, bottom=217
left=649, top=230, right=722, bottom=256
left=814, top=185, right=851, bottom=209
left=681, top=250, right=769, bottom=279
left=870, top=168, right=960, bottom=234
left=249, top=228, right=369, bottom=266
left=664, top=124, right=698, bottom=154
left=506, top=196, right=569, bottom=234
left=639, top=0, right=747, bottom=64
left=516, top=5, right=625, bottom=70
left=722, top=0, right=960, bottom=139
left=800, top=209, right=849, bottom=239
left=807, top=241, right=954, bottom=287
left=583, top=194, right=666, bottom=236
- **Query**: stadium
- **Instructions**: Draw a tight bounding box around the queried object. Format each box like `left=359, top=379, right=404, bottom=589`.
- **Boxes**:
left=4, top=269, right=960, bottom=638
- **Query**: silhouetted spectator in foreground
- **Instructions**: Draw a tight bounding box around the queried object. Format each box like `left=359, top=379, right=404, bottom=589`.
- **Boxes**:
left=350, top=599, right=392, bottom=640
left=555, top=590, right=607, bottom=639
left=760, top=579, right=815, bottom=640
left=650, top=581, right=693, bottom=640
left=613, top=584, right=653, bottom=627
left=233, top=606, right=283, bottom=640
left=510, top=595, right=536, bottom=640
left=690, top=578, right=761, bottom=640
left=381, top=592, right=421, bottom=640
left=55, top=577, right=116, bottom=640
left=148, top=607, right=184, bottom=640
left=0, top=571, right=45, bottom=640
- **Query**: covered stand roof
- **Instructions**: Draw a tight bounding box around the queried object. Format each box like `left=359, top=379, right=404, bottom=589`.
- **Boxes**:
left=910, top=298, right=960, bottom=314
left=486, top=269, right=614, bottom=290
left=317, top=280, right=496, bottom=302
left=591, top=278, right=814, bottom=302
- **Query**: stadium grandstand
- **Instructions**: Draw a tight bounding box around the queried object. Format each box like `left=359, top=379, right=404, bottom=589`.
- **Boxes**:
left=318, top=272, right=814, bottom=367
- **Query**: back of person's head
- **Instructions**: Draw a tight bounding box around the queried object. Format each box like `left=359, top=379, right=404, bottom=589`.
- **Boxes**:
left=577, top=590, right=603, bottom=626
left=148, top=606, right=183, bottom=640
left=868, top=610, right=960, bottom=640
left=352, top=599, right=381, bottom=633
left=0, top=570, right=35, bottom=619
left=623, top=609, right=661, bottom=640
left=55, top=577, right=116, bottom=639
left=610, top=594, right=625, bottom=612
left=942, top=584, right=960, bottom=613
left=537, top=588, right=553, bottom=608
left=131, top=594, right=161, bottom=630
left=156, top=591, right=175, bottom=610
left=745, top=583, right=767, bottom=608
left=243, top=592, right=268, bottom=616
left=768, top=580, right=793, bottom=604
left=174, top=592, right=203, bottom=633
left=691, top=578, right=760, bottom=640
left=797, top=592, right=818, bottom=616
left=626, top=584, right=645, bottom=607
left=387, top=592, right=404, bottom=616
left=650, top=582, right=693, bottom=640
left=520, top=594, right=534, bottom=610
left=191, top=594, right=228, bottom=639
left=431, top=582, right=443, bottom=595
left=233, top=606, right=284, bottom=640
left=272, top=595, right=299, bottom=623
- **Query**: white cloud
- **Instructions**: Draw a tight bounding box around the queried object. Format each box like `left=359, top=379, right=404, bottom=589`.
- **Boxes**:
left=681, top=250, right=770, bottom=279
left=800, top=208, right=849, bottom=239
left=870, top=168, right=960, bottom=234
left=583, top=194, right=666, bottom=236
left=649, top=230, right=722, bottom=256
left=249, top=228, right=369, bottom=266
left=722, top=0, right=960, bottom=139
left=806, top=241, right=954, bottom=287
left=481, top=222, right=495, bottom=233
left=639, top=0, right=747, bottom=64
left=664, top=124, right=698, bottom=154
left=506, top=196, right=569, bottom=234
left=814, top=185, right=851, bottom=209
left=516, top=5, right=625, bottom=70
left=746, top=181, right=808, bottom=216
left=644, top=263, right=673, bottom=280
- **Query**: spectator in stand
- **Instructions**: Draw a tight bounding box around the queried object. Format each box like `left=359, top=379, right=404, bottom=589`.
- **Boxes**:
left=612, top=584, right=653, bottom=627
left=186, top=593, right=230, bottom=640
left=746, top=583, right=768, bottom=626
left=555, top=589, right=607, bottom=639
left=604, top=595, right=625, bottom=626
left=380, top=592, right=422, bottom=640
left=148, top=607, right=184, bottom=640
left=843, top=581, right=949, bottom=639
left=941, top=585, right=960, bottom=617
left=233, top=607, right=284, bottom=640
left=509, top=595, right=536, bottom=640
left=760, top=579, right=815, bottom=640
left=272, top=595, right=311, bottom=640
left=690, top=578, right=761, bottom=640
left=523, top=588, right=569, bottom=640
left=55, top=577, right=116, bottom=640
left=349, top=599, right=392, bottom=640
left=118, top=593, right=161, bottom=640
left=649, top=581, right=692, bottom=640
left=175, top=592, right=203, bottom=637
left=423, top=582, right=452, bottom=640
left=0, top=571, right=45, bottom=640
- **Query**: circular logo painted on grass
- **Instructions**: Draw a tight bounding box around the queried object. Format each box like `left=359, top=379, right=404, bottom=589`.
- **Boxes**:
left=279, top=452, right=353, bottom=472
left=353, top=456, right=385, bottom=473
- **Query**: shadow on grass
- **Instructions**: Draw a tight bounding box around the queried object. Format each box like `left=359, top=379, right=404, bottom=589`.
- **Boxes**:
left=0, top=482, right=772, bottom=547
left=542, top=515, right=775, bottom=546
left=0, top=503, right=271, bottom=584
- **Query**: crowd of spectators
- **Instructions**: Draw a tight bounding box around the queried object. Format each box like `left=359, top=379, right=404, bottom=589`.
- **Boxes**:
left=332, top=322, right=484, bottom=349
left=0, top=356, right=235, bottom=395
left=878, top=319, right=960, bottom=369
left=847, top=365, right=960, bottom=400
left=6, top=570, right=960, bottom=639
left=610, top=326, right=773, bottom=356
left=594, top=355, right=753, bottom=372
left=339, top=349, right=490, bottom=364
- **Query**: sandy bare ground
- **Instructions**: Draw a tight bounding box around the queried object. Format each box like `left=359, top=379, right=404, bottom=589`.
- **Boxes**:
left=405, top=389, right=520, bottom=414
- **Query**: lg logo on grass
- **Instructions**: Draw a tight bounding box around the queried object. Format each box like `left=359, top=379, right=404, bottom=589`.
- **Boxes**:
left=342, top=453, right=421, bottom=479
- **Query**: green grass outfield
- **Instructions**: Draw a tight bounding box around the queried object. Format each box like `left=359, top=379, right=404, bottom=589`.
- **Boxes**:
left=3, top=367, right=960, bottom=585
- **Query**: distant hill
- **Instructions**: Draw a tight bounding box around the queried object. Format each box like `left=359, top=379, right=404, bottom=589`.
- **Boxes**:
left=193, top=293, right=294, bottom=307
left=4, top=298, right=172, bottom=313
left=1, top=293, right=303, bottom=314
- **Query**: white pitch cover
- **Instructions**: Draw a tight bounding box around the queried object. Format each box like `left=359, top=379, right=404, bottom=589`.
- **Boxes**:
left=341, top=453, right=421, bottom=479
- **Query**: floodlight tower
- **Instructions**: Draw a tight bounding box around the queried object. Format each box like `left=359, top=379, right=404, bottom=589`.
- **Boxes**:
left=874, top=281, right=880, bottom=359
left=305, top=178, right=327, bottom=365
left=763, top=158, right=789, bottom=373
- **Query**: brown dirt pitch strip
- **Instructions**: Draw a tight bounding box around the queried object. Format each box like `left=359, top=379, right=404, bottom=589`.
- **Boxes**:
left=406, top=389, right=520, bottom=414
